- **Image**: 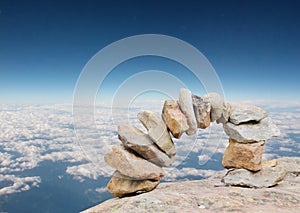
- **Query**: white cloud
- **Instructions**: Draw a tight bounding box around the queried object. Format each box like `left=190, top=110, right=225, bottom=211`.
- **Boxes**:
left=95, top=187, right=107, bottom=193
left=0, top=101, right=299, bottom=196
left=0, top=174, right=41, bottom=196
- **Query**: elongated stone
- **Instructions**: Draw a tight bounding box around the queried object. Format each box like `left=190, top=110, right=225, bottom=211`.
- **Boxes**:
left=104, top=144, right=165, bottom=180
left=137, top=111, right=176, bottom=157
left=222, top=164, right=287, bottom=188
left=192, top=94, right=211, bottom=129
left=162, top=100, right=189, bottom=138
left=203, top=92, right=225, bottom=122
left=216, top=102, right=231, bottom=124
left=107, top=171, right=159, bottom=197
left=223, top=117, right=280, bottom=143
left=229, top=104, right=268, bottom=125
left=118, top=125, right=174, bottom=167
left=178, top=88, right=197, bottom=135
left=222, top=138, right=264, bottom=171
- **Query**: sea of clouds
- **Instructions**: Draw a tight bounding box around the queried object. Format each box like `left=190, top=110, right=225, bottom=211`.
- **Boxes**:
left=1, top=101, right=300, bottom=196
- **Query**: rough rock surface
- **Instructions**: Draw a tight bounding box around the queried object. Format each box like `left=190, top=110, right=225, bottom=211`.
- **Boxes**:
left=222, top=139, right=264, bottom=171
left=178, top=88, right=197, bottom=135
left=107, top=171, right=160, bottom=197
left=223, top=117, right=281, bottom=142
left=137, top=111, right=176, bottom=157
left=192, top=94, right=211, bottom=129
left=118, top=125, right=174, bottom=167
left=230, top=104, right=268, bottom=125
left=162, top=100, right=189, bottom=138
left=104, top=144, right=165, bottom=180
left=81, top=158, right=300, bottom=213
left=203, top=92, right=225, bottom=122
left=222, top=164, right=287, bottom=188
left=216, top=102, right=231, bottom=124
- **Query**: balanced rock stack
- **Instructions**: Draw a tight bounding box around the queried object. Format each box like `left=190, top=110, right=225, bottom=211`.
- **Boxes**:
left=104, top=88, right=281, bottom=197
left=221, top=105, right=283, bottom=187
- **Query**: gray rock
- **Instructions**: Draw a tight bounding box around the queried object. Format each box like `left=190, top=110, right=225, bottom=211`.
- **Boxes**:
left=162, top=100, right=189, bottom=138
left=222, top=164, right=287, bottom=188
left=216, top=102, right=231, bottom=124
left=277, top=157, right=300, bottom=173
left=104, top=144, right=165, bottom=180
left=107, top=170, right=160, bottom=197
left=229, top=104, right=268, bottom=125
left=118, top=125, right=174, bottom=167
left=137, top=111, right=176, bottom=157
left=203, top=93, right=225, bottom=122
left=192, top=94, right=211, bottom=129
left=223, top=117, right=281, bottom=143
left=178, top=88, right=197, bottom=135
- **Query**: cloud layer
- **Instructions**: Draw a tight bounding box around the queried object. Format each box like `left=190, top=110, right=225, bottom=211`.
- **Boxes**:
left=0, top=101, right=299, bottom=196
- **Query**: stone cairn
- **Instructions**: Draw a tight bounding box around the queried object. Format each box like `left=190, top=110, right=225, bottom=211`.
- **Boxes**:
left=104, top=88, right=280, bottom=197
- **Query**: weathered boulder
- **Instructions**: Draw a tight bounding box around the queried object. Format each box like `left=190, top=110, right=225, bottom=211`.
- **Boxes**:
left=203, top=92, right=225, bottom=122
left=222, top=139, right=264, bottom=171
left=216, top=102, right=231, bottom=124
left=104, top=144, right=165, bottom=180
left=223, top=117, right=281, bottom=143
left=118, top=125, right=174, bottom=167
left=137, top=111, right=176, bottom=157
left=162, top=100, right=189, bottom=138
left=178, top=88, right=197, bottom=135
left=107, top=171, right=160, bottom=197
left=222, top=164, right=287, bottom=188
left=229, top=104, right=268, bottom=125
left=192, top=94, right=211, bottom=129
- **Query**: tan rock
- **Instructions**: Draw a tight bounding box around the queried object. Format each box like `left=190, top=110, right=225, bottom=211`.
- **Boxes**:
left=192, top=94, right=211, bottom=129
left=107, top=171, right=159, bottom=197
left=137, top=111, right=176, bottom=157
left=104, top=144, right=165, bottom=180
left=162, top=100, right=189, bottom=138
left=222, top=138, right=264, bottom=171
left=261, top=159, right=277, bottom=167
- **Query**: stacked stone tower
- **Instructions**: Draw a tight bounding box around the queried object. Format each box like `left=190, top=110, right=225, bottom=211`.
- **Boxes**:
left=104, top=88, right=280, bottom=197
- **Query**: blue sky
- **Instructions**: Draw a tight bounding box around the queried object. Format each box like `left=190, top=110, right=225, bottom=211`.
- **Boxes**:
left=0, top=0, right=299, bottom=103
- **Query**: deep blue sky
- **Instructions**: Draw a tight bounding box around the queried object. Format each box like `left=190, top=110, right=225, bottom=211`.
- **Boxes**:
left=0, top=0, right=299, bottom=103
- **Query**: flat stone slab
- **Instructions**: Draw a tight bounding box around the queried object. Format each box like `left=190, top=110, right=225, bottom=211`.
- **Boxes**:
left=222, top=164, right=287, bottom=188
left=230, top=104, right=268, bottom=125
left=162, top=100, right=189, bottom=138
left=104, top=144, right=165, bottom=180
left=223, top=117, right=281, bottom=142
left=137, top=110, right=176, bottom=157
left=107, top=171, right=160, bottom=197
left=118, top=125, right=174, bottom=167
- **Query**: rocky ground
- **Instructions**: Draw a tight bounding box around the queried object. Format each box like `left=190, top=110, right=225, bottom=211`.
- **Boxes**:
left=81, top=157, right=300, bottom=213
